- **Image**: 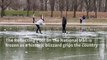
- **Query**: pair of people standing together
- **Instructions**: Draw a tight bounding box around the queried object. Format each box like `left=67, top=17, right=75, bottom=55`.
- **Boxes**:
left=33, top=15, right=67, bottom=34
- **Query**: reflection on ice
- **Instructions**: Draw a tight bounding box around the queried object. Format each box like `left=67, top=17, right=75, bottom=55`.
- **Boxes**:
left=97, top=31, right=107, bottom=35
left=0, top=31, right=101, bottom=38
left=99, top=36, right=105, bottom=60
left=72, top=32, right=97, bottom=37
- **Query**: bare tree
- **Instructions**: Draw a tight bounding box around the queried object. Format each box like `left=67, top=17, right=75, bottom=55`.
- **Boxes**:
left=78, top=0, right=84, bottom=11
left=0, top=0, right=107, bottom=18
left=59, top=0, right=65, bottom=17
left=49, top=0, right=55, bottom=17
left=30, top=0, right=39, bottom=13
left=9, top=0, right=19, bottom=10
left=93, top=0, right=97, bottom=18
left=98, top=0, right=102, bottom=12
left=105, top=0, right=107, bottom=12
left=84, top=0, right=91, bottom=18
left=65, top=0, right=69, bottom=17
left=40, top=0, right=44, bottom=11
left=26, top=0, right=30, bottom=16
left=73, top=0, right=78, bottom=18
left=0, top=0, right=11, bottom=17
left=69, top=1, right=74, bottom=11
left=10, top=0, right=25, bottom=10
left=44, top=0, right=48, bottom=11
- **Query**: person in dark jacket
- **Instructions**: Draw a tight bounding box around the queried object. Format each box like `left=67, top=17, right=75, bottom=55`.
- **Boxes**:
left=62, top=16, right=67, bottom=33
left=82, top=15, right=86, bottom=20
left=80, top=19, right=82, bottom=23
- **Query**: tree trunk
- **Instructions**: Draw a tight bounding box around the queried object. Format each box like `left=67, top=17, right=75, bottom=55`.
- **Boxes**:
left=73, top=9, right=76, bottom=18
left=59, top=0, right=64, bottom=18
left=27, top=0, right=30, bottom=16
left=1, top=8, right=5, bottom=17
left=51, top=10, right=53, bottom=17
left=40, top=0, right=44, bottom=11
left=105, top=0, right=107, bottom=12
left=98, top=0, right=101, bottom=12
left=66, top=11, right=67, bottom=18
left=44, top=0, right=47, bottom=11
left=1, top=0, right=5, bottom=17
left=79, top=0, right=83, bottom=11
left=87, top=10, right=89, bottom=18
left=66, top=0, right=69, bottom=17
left=95, top=11, right=97, bottom=18
left=85, top=0, right=91, bottom=18
left=60, top=10, right=63, bottom=17
left=73, top=0, right=77, bottom=18
left=94, top=0, right=97, bottom=18
left=49, top=0, right=55, bottom=17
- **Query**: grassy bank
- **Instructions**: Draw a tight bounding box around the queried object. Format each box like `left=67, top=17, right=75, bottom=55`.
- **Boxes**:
left=0, top=10, right=107, bottom=24
left=2, top=10, right=33, bottom=16
left=0, top=10, right=107, bottom=18
left=0, top=17, right=107, bottom=24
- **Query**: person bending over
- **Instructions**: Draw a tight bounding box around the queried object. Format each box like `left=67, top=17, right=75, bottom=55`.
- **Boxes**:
left=35, top=16, right=45, bottom=34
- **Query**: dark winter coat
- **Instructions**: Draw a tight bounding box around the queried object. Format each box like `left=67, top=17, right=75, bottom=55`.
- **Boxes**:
left=62, top=17, right=67, bottom=25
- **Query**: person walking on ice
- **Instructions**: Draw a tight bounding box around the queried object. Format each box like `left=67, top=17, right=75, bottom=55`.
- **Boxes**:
left=62, top=16, right=67, bottom=33
left=35, top=15, right=45, bottom=34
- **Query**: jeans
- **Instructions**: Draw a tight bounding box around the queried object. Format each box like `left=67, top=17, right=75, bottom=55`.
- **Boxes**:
left=36, top=24, right=41, bottom=33
left=62, top=24, right=66, bottom=33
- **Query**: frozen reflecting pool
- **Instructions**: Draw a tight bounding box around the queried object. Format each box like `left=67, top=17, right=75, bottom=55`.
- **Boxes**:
left=0, top=26, right=107, bottom=60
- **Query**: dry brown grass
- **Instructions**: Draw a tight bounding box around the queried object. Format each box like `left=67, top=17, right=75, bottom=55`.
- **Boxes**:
left=0, top=11, right=107, bottom=23
left=38, top=11, right=107, bottom=18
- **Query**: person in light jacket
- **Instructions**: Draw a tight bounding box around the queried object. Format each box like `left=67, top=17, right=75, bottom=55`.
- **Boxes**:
left=35, top=15, right=45, bottom=34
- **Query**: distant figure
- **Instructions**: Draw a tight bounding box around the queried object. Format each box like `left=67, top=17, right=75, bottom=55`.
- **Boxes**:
left=33, top=14, right=35, bottom=23
left=80, top=15, right=86, bottom=23
left=62, top=16, right=67, bottom=33
left=82, top=15, right=86, bottom=23
left=35, top=15, right=45, bottom=34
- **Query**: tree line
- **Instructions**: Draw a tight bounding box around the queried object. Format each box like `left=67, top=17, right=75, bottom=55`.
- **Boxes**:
left=0, top=0, right=107, bottom=18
